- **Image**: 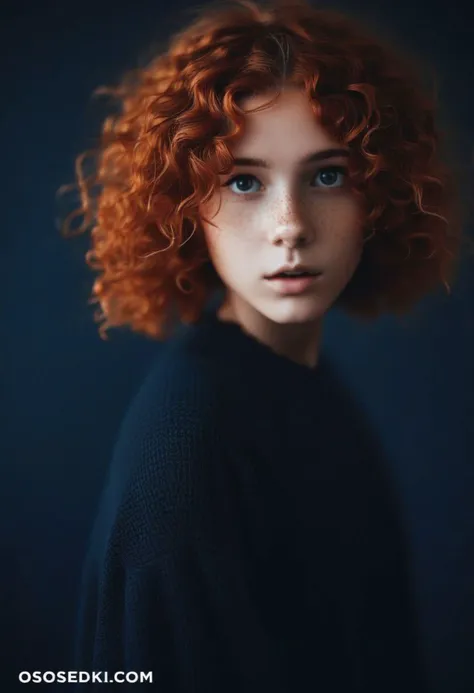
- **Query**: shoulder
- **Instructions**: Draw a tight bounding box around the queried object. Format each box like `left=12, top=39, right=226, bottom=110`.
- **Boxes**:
left=100, top=337, right=229, bottom=567
left=119, top=332, right=225, bottom=441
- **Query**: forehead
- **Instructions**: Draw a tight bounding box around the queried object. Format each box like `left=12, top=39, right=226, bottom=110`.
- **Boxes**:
left=232, top=87, right=341, bottom=158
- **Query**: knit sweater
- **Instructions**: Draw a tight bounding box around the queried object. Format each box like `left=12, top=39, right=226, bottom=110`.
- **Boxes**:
left=74, top=303, right=428, bottom=692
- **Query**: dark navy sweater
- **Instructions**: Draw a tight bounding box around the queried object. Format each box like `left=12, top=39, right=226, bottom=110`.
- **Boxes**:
left=74, top=303, right=428, bottom=691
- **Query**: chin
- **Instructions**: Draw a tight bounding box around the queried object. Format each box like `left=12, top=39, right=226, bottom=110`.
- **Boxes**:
left=259, top=298, right=326, bottom=326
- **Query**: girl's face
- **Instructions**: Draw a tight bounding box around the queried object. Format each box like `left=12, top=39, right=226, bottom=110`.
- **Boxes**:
left=199, top=87, right=364, bottom=328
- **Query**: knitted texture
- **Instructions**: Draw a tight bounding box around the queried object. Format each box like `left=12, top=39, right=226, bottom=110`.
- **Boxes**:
left=74, top=306, right=428, bottom=692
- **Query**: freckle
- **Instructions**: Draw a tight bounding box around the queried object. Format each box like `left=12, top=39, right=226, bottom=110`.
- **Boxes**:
left=276, top=193, right=294, bottom=223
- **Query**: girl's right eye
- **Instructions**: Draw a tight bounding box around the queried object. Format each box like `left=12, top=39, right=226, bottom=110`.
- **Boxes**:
left=223, top=174, right=261, bottom=195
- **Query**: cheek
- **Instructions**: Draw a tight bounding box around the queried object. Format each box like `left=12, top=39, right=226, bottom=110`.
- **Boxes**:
left=201, top=202, right=258, bottom=256
left=331, top=224, right=364, bottom=251
left=316, top=208, right=364, bottom=275
left=201, top=223, right=243, bottom=279
left=317, top=201, right=363, bottom=245
left=333, top=228, right=364, bottom=271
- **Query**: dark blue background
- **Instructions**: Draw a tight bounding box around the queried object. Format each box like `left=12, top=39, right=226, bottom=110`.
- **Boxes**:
left=2, top=0, right=473, bottom=690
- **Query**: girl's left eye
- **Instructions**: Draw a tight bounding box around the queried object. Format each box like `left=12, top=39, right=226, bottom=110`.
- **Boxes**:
left=224, top=166, right=348, bottom=195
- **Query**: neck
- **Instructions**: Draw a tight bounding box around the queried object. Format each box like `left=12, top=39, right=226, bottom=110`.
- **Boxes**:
left=217, top=295, right=322, bottom=371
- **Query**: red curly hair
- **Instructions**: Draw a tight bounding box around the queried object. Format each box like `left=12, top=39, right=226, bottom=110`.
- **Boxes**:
left=58, top=0, right=469, bottom=341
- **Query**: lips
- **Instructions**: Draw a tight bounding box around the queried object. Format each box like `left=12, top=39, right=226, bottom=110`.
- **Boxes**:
left=264, top=258, right=322, bottom=277
left=264, top=273, right=322, bottom=295
left=269, top=271, right=317, bottom=279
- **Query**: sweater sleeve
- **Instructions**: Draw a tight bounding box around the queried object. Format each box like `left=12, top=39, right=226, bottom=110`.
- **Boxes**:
left=72, top=354, right=286, bottom=692
left=76, top=538, right=288, bottom=692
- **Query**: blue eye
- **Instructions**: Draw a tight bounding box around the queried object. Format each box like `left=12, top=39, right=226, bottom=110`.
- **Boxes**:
left=224, top=166, right=348, bottom=196
left=225, top=174, right=261, bottom=194
left=316, top=166, right=347, bottom=188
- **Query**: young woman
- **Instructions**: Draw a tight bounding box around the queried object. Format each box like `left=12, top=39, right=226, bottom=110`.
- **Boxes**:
left=60, top=0, right=466, bottom=690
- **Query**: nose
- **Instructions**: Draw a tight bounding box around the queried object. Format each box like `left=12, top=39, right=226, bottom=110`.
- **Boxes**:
left=272, top=223, right=308, bottom=249
left=270, top=194, right=309, bottom=248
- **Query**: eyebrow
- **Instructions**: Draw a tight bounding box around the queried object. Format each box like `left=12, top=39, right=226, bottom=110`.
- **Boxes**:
left=231, top=148, right=350, bottom=169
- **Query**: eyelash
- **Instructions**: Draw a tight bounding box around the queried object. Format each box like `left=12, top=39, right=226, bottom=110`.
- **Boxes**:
left=223, top=165, right=349, bottom=197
